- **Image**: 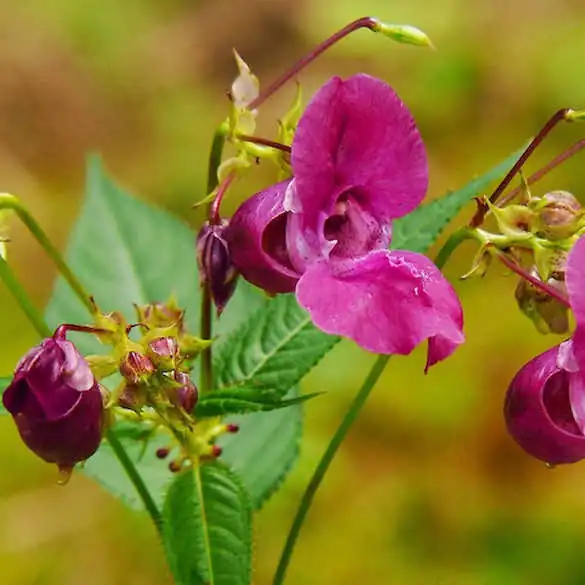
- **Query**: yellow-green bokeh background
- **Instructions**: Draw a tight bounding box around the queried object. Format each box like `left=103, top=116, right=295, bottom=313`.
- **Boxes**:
left=1, top=1, right=585, bottom=583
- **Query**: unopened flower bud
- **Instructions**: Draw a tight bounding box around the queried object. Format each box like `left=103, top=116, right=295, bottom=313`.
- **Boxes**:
left=117, top=384, right=146, bottom=411
left=135, top=301, right=185, bottom=332
left=535, top=190, right=582, bottom=240
left=196, top=221, right=239, bottom=315
left=2, top=331, right=103, bottom=469
left=169, top=459, right=183, bottom=473
left=505, top=346, right=585, bottom=464
left=119, top=351, right=155, bottom=385
left=147, top=337, right=179, bottom=371
left=156, top=447, right=170, bottom=459
left=371, top=20, right=433, bottom=48
left=173, top=371, right=198, bottom=413
left=515, top=267, right=569, bottom=334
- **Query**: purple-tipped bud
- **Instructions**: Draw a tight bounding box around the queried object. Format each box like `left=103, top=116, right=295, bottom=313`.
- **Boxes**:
left=119, top=351, right=155, bottom=385
left=147, top=337, right=179, bottom=371
left=2, top=332, right=104, bottom=468
left=504, top=346, right=585, bottom=465
left=196, top=221, right=239, bottom=316
left=173, top=371, right=198, bottom=412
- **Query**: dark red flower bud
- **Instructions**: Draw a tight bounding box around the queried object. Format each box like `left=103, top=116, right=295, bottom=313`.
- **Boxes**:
left=196, top=221, right=239, bottom=315
left=504, top=346, right=585, bottom=464
left=147, top=336, right=179, bottom=371
left=2, top=331, right=104, bottom=469
left=156, top=447, right=170, bottom=459
left=119, top=351, right=155, bottom=385
left=173, top=371, right=198, bottom=412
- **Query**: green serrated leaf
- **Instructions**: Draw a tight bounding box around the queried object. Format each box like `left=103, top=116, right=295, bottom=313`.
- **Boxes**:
left=196, top=390, right=321, bottom=418
left=214, top=293, right=340, bottom=396
left=391, top=146, right=525, bottom=253
left=163, top=462, right=252, bottom=585
left=221, top=387, right=302, bottom=508
left=44, top=156, right=302, bottom=510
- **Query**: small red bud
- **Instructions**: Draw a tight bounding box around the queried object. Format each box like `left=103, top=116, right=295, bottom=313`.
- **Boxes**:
left=226, top=423, right=240, bottom=433
left=212, top=445, right=223, bottom=457
left=119, top=351, right=155, bottom=385
left=147, top=336, right=179, bottom=371
left=173, top=371, right=198, bottom=412
left=169, top=460, right=183, bottom=473
left=156, top=447, right=170, bottom=459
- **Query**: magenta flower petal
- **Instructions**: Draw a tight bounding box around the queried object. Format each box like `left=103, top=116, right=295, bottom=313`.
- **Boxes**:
left=291, top=74, right=428, bottom=235
left=226, top=181, right=301, bottom=294
left=504, top=346, right=585, bottom=464
left=295, top=249, right=464, bottom=362
left=565, top=234, right=585, bottom=367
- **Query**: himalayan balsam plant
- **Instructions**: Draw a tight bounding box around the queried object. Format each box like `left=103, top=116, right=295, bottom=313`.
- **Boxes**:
left=1, top=15, right=584, bottom=585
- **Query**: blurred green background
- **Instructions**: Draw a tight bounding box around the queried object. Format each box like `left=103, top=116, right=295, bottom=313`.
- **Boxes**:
left=1, top=1, right=585, bottom=583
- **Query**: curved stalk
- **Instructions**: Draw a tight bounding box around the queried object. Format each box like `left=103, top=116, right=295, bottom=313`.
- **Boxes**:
left=272, top=354, right=391, bottom=585
left=0, top=193, right=94, bottom=314
left=0, top=256, right=51, bottom=338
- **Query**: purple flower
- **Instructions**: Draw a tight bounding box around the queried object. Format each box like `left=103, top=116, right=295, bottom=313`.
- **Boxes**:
left=227, top=74, right=464, bottom=366
left=505, top=235, right=585, bottom=464
left=2, top=329, right=104, bottom=469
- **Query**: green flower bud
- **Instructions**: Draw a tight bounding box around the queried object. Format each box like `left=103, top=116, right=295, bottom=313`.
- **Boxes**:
left=515, top=267, right=569, bottom=334
left=534, top=190, right=582, bottom=240
left=371, top=20, right=434, bottom=48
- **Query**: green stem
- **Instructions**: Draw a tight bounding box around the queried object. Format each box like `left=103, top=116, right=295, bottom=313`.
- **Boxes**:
left=0, top=256, right=51, bottom=338
left=200, top=286, right=213, bottom=392
left=272, top=354, right=391, bottom=585
left=0, top=193, right=95, bottom=314
left=107, top=430, right=164, bottom=537
left=206, top=123, right=228, bottom=194
left=434, top=228, right=475, bottom=270
left=200, top=123, right=229, bottom=391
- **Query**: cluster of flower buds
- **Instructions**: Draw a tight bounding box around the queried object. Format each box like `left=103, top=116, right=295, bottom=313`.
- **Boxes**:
left=2, top=298, right=239, bottom=479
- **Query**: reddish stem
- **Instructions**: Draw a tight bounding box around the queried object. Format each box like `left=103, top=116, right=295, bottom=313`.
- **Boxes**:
left=210, top=172, right=236, bottom=224
left=53, top=324, right=109, bottom=340
left=499, top=138, right=585, bottom=207
left=237, top=134, right=292, bottom=153
left=495, top=251, right=571, bottom=308
left=471, top=109, right=574, bottom=227
left=248, top=16, right=377, bottom=110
